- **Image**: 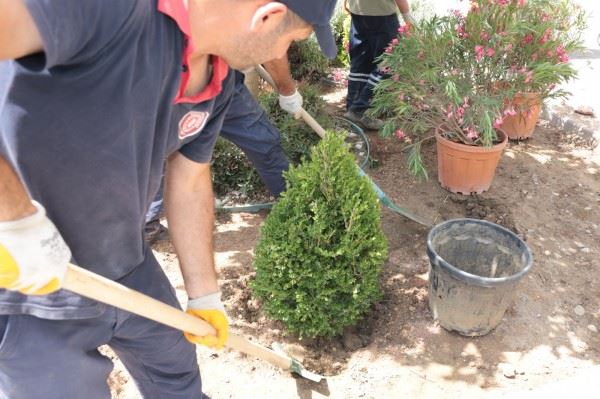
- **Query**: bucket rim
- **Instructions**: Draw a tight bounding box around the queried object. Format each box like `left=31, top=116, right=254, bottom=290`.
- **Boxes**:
left=426, top=218, right=533, bottom=287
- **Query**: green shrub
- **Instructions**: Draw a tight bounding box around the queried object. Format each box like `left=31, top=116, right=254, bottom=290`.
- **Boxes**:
left=251, top=132, right=388, bottom=338
left=287, top=37, right=330, bottom=83
left=211, top=137, right=262, bottom=197
left=331, top=4, right=351, bottom=68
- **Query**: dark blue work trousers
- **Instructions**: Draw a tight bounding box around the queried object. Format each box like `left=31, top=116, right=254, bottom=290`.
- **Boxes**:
left=347, top=13, right=399, bottom=114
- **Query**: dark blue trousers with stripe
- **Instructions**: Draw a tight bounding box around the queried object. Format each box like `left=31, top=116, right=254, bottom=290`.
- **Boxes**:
left=347, top=13, right=399, bottom=114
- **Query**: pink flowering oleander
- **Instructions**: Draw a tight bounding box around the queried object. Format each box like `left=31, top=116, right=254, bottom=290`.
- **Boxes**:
left=369, top=0, right=585, bottom=178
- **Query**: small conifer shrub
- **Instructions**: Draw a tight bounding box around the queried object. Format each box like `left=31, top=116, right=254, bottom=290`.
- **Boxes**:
left=251, top=132, right=388, bottom=338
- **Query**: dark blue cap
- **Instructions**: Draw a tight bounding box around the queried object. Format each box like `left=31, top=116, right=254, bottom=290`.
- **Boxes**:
left=280, top=0, right=338, bottom=59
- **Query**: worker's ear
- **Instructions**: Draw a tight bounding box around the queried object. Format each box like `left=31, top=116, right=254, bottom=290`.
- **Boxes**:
left=249, top=2, right=288, bottom=34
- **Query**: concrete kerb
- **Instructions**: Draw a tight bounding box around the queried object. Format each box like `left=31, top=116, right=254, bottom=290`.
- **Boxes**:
left=541, top=102, right=599, bottom=151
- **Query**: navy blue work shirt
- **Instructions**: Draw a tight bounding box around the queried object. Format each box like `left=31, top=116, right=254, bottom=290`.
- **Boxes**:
left=0, top=0, right=235, bottom=319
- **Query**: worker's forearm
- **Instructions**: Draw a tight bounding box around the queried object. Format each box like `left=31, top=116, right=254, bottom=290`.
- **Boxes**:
left=395, top=0, right=410, bottom=14
left=165, top=155, right=219, bottom=299
left=0, top=156, right=36, bottom=221
left=263, top=56, right=296, bottom=96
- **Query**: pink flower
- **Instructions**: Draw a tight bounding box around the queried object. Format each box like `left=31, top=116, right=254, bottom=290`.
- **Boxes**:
left=504, top=43, right=513, bottom=52
left=480, top=32, right=490, bottom=41
left=398, top=93, right=405, bottom=101
left=486, top=47, right=495, bottom=57
left=333, top=70, right=343, bottom=82
left=456, top=106, right=465, bottom=118
left=503, top=107, right=517, bottom=117
left=493, top=117, right=504, bottom=129
left=463, top=96, right=470, bottom=107
left=465, top=127, right=479, bottom=140
left=541, top=13, right=550, bottom=22
left=451, top=9, right=463, bottom=18
left=456, top=23, right=467, bottom=38
left=419, top=79, right=425, bottom=86
left=556, top=45, right=569, bottom=63
left=524, top=70, right=533, bottom=83
left=540, top=28, right=552, bottom=45
left=385, top=46, right=393, bottom=53
left=475, top=45, right=485, bottom=61
left=391, top=38, right=399, bottom=46
left=398, top=25, right=411, bottom=36
left=395, top=129, right=406, bottom=140
left=518, top=0, right=526, bottom=7
left=522, top=33, right=533, bottom=45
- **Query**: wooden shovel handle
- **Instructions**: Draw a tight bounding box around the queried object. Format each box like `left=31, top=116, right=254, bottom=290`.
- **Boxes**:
left=299, top=109, right=326, bottom=138
left=63, top=264, right=292, bottom=370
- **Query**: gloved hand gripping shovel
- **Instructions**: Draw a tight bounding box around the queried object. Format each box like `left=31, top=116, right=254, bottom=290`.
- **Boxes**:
left=62, top=264, right=323, bottom=382
left=255, top=65, right=431, bottom=227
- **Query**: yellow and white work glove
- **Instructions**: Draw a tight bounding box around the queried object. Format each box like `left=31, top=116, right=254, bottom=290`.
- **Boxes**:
left=0, top=201, right=71, bottom=295
left=184, top=292, right=229, bottom=349
left=278, top=90, right=303, bottom=117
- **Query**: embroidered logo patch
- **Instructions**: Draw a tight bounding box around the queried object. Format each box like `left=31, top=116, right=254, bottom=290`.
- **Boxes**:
left=178, top=111, right=209, bottom=139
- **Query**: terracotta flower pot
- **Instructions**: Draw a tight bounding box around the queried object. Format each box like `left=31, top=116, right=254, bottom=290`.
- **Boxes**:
left=502, top=92, right=542, bottom=140
left=435, top=128, right=508, bottom=195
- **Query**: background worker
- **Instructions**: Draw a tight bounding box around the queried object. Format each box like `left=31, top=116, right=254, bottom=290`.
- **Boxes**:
left=145, top=55, right=302, bottom=242
left=0, top=0, right=336, bottom=397
left=344, top=0, right=414, bottom=130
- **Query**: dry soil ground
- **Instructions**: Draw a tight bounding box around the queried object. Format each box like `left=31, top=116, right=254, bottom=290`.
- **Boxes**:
left=108, top=104, right=600, bottom=398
